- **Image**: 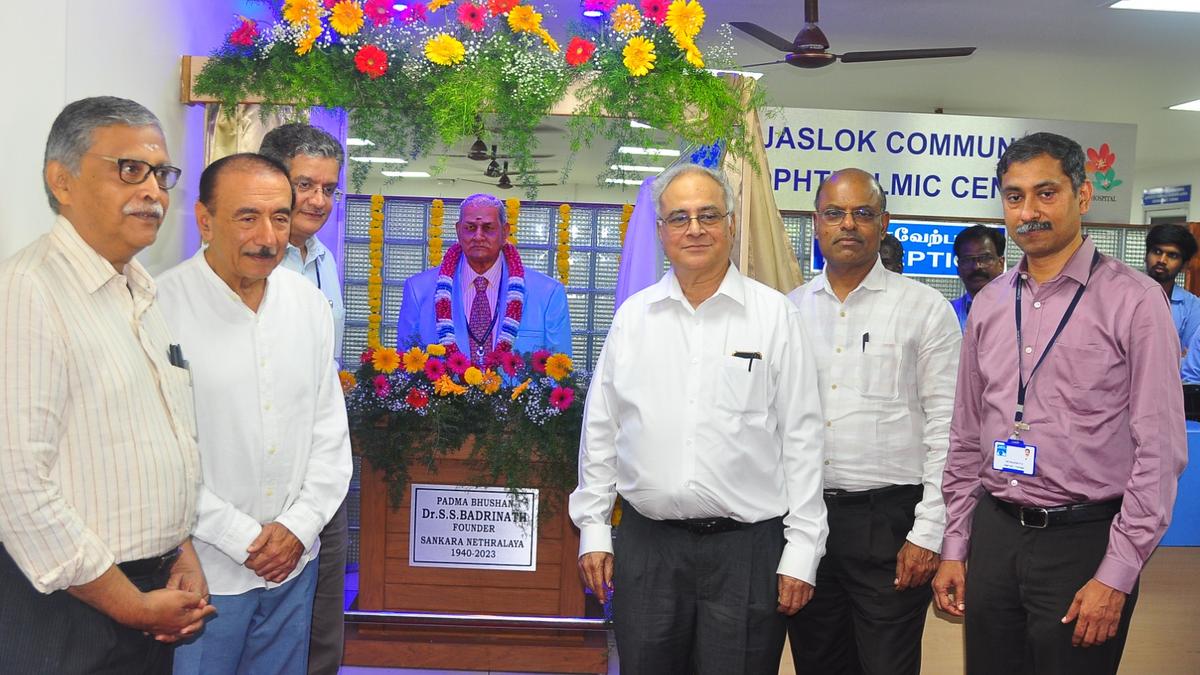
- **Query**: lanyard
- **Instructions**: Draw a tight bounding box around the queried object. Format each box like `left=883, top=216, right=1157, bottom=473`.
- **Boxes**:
left=1012, top=248, right=1100, bottom=433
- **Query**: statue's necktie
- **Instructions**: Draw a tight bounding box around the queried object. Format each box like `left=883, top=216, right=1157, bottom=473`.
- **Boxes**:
left=468, top=276, right=492, bottom=361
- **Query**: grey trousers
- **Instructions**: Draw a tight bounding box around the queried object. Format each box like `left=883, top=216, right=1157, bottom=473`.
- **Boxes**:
left=612, top=504, right=788, bottom=675
left=307, top=499, right=349, bottom=675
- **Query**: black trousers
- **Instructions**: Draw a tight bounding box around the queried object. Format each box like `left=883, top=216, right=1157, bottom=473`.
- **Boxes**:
left=963, top=495, right=1139, bottom=675
left=307, top=498, right=348, bottom=675
left=787, top=484, right=930, bottom=675
left=612, top=504, right=788, bottom=675
left=0, top=544, right=175, bottom=675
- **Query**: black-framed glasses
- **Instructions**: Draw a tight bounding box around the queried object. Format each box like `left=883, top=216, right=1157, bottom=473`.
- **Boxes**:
left=293, top=178, right=344, bottom=202
left=818, top=207, right=882, bottom=226
left=657, top=211, right=730, bottom=230
left=959, top=253, right=1000, bottom=267
left=90, top=154, right=181, bottom=190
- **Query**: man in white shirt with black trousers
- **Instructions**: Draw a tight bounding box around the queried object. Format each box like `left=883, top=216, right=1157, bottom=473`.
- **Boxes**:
left=570, top=163, right=828, bottom=675
left=787, top=168, right=961, bottom=675
left=158, top=153, right=352, bottom=675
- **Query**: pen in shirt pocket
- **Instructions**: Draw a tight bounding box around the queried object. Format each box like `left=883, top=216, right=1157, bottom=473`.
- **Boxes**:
left=732, top=351, right=762, bottom=372
left=861, top=332, right=869, bottom=353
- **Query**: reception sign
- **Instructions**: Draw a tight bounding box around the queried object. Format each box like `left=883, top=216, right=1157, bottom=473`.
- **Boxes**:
left=409, top=484, right=539, bottom=571
left=763, top=107, right=1137, bottom=223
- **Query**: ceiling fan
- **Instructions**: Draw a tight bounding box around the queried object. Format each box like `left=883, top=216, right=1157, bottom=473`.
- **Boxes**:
left=463, top=161, right=558, bottom=190
left=731, top=0, right=975, bottom=69
left=483, top=146, right=558, bottom=177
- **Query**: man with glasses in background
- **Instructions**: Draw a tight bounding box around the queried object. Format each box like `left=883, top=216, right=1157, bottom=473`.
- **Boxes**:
left=786, top=168, right=961, bottom=675
left=258, top=123, right=350, bottom=675
left=950, top=225, right=1007, bottom=333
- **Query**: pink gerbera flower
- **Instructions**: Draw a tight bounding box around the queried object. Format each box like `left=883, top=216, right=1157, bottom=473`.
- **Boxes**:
left=447, top=351, right=471, bottom=376
left=531, top=349, right=551, bottom=375
left=549, top=386, right=575, bottom=410
left=364, top=0, right=395, bottom=25
left=373, top=374, right=391, bottom=397
left=458, top=2, right=486, bottom=31
left=424, top=357, right=447, bottom=382
left=640, top=0, right=667, bottom=24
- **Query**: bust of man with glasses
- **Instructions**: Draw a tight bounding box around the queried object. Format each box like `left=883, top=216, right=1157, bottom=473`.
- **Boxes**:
left=785, top=168, right=961, bottom=675
left=950, top=225, right=1007, bottom=332
left=259, top=123, right=346, bottom=360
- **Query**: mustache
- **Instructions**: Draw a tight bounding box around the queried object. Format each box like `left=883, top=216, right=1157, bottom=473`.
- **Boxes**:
left=123, top=202, right=164, bottom=219
left=245, top=246, right=278, bottom=258
left=834, top=234, right=864, bottom=244
left=1015, top=220, right=1052, bottom=235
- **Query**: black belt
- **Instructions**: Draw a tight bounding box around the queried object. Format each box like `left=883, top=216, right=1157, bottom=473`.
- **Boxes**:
left=660, top=517, right=754, bottom=536
left=992, top=495, right=1122, bottom=529
left=117, top=548, right=180, bottom=579
left=823, top=483, right=922, bottom=507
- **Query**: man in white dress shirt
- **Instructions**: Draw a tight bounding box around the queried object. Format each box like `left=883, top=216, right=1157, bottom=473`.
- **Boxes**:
left=159, top=153, right=352, bottom=675
left=570, top=163, right=827, bottom=675
left=787, top=168, right=961, bottom=675
left=259, top=122, right=349, bottom=675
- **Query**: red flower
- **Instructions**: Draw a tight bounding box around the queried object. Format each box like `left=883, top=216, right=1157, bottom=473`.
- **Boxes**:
left=531, top=349, right=551, bottom=374
left=1086, top=144, right=1116, bottom=174
left=584, top=0, right=616, bottom=12
left=360, top=347, right=376, bottom=364
left=324, top=0, right=338, bottom=7
left=501, top=352, right=523, bottom=377
left=373, top=374, right=391, bottom=397
left=447, top=351, right=471, bottom=376
left=640, top=0, right=667, bottom=24
left=354, top=45, right=389, bottom=79
left=549, top=386, right=575, bottom=410
left=487, top=0, right=518, bottom=15
left=406, top=388, right=430, bottom=409
left=424, top=357, right=447, bottom=382
left=458, top=2, right=486, bottom=31
left=399, top=2, right=427, bottom=23
left=565, top=36, right=596, bottom=67
left=230, top=18, right=258, bottom=47
left=364, top=0, right=394, bottom=25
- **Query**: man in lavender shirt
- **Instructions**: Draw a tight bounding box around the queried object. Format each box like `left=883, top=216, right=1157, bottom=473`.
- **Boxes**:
left=932, top=132, right=1187, bottom=675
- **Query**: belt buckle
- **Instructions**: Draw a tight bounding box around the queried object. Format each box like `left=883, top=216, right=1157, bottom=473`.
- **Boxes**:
left=1019, top=507, right=1049, bottom=529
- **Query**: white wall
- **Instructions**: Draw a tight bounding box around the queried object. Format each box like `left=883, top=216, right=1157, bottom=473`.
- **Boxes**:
left=0, top=0, right=241, bottom=270
left=1132, top=162, right=1199, bottom=224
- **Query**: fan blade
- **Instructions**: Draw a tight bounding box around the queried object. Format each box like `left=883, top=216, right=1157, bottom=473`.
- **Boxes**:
left=840, top=47, right=976, bottom=63
left=735, top=59, right=788, bottom=69
left=729, top=22, right=797, bottom=53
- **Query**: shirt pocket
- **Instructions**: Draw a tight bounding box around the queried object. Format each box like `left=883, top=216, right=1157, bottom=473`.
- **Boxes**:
left=1046, top=343, right=1122, bottom=414
left=161, top=364, right=199, bottom=442
left=715, top=355, right=768, bottom=414
left=853, top=342, right=903, bottom=401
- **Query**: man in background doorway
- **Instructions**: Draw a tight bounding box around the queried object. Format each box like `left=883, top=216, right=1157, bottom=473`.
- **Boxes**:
left=949, top=225, right=1006, bottom=332
left=1143, top=223, right=1200, bottom=353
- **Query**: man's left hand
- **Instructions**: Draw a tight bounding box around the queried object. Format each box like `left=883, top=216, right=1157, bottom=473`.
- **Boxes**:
left=245, top=522, right=304, bottom=583
left=1062, top=578, right=1127, bottom=647
left=155, top=540, right=210, bottom=643
left=894, top=541, right=939, bottom=591
left=777, top=574, right=814, bottom=616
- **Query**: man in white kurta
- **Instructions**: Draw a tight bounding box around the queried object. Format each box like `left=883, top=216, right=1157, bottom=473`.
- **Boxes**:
left=158, top=153, right=352, bottom=675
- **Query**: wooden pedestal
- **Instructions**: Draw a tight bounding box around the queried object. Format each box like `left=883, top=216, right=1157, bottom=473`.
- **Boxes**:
left=346, top=447, right=608, bottom=673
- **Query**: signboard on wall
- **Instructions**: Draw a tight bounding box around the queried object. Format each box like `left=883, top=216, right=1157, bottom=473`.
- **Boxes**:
left=811, top=221, right=1005, bottom=278
left=762, top=108, right=1137, bottom=223
left=409, top=484, right=539, bottom=571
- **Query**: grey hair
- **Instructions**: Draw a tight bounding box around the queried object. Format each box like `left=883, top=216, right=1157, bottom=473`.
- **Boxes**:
left=43, top=96, right=163, bottom=213
left=813, top=168, right=888, bottom=212
left=651, top=163, right=739, bottom=217
left=458, top=193, right=508, bottom=226
left=259, top=123, right=344, bottom=170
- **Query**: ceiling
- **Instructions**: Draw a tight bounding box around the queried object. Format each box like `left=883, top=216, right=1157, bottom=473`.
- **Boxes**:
left=353, top=0, right=1200, bottom=197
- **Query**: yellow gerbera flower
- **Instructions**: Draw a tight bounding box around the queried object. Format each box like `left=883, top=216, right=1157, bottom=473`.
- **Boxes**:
left=665, top=0, right=704, bottom=40
left=372, top=347, right=402, bottom=373
left=434, top=374, right=468, bottom=396
left=507, top=4, right=543, bottom=33
left=480, top=369, right=502, bottom=395
left=680, top=37, right=704, bottom=68
left=510, top=378, right=532, bottom=400
left=283, top=0, right=320, bottom=26
left=425, top=33, right=466, bottom=66
left=402, top=347, right=428, bottom=373
left=612, top=4, right=643, bottom=35
left=426, top=343, right=447, bottom=356
left=545, top=353, right=574, bottom=380
left=338, top=370, right=357, bottom=394
left=329, top=0, right=364, bottom=35
left=622, top=36, right=656, bottom=77
left=428, top=0, right=453, bottom=10
left=463, top=366, right=484, bottom=386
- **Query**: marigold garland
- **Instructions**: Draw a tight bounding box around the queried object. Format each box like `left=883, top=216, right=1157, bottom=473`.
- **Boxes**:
left=428, top=199, right=445, bottom=266
left=505, top=197, right=520, bottom=245
left=618, top=203, right=634, bottom=246
left=556, top=203, right=571, bottom=285
left=367, top=195, right=386, bottom=348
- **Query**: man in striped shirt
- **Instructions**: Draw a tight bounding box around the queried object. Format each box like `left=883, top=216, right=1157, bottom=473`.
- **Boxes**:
left=0, top=96, right=214, bottom=674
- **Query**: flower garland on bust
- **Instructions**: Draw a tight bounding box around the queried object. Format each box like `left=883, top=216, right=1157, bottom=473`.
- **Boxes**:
left=506, top=197, right=520, bottom=245
left=556, top=203, right=571, bottom=285
left=367, top=194, right=385, bottom=348
left=428, top=198, right=444, bottom=267
left=434, top=242, right=526, bottom=363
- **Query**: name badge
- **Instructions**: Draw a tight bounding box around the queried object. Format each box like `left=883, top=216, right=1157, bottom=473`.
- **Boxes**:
left=993, top=438, right=1036, bottom=476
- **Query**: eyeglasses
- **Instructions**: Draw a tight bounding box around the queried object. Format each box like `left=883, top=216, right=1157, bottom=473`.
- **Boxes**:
left=959, top=253, right=1000, bottom=267
left=293, top=178, right=344, bottom=202
left=89, top=154, right=181, bottom=190
left=657, top=211, right=730, bottom=230
left=818, top=207, right=882, bottom=226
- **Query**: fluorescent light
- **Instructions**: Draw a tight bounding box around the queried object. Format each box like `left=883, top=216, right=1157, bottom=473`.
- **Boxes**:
left=630, top=120, right=653, bottom=129
left=582, top=9, right=604, bottom=17
left=346, top=138, right=375, bottom=146
left=706, top=68, right=765, bottom=80
left=1109, top=0, right=1200, bottom=11
left=350, top=157, right=408, bottom=164
left=610, top=164, right=664, bottom=173
left=605, top=178, right=643, bottom=186
left=381, top=170, right=431, bottom=178
left=618, top=146, right=681, bottom=157
left=1169, top=98, right=1200, bottom=111
left=392, top=3, right=408, bottom=10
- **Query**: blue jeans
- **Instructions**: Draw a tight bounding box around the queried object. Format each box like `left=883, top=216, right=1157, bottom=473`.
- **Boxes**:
left=173, top=560, right=319, bottom=675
